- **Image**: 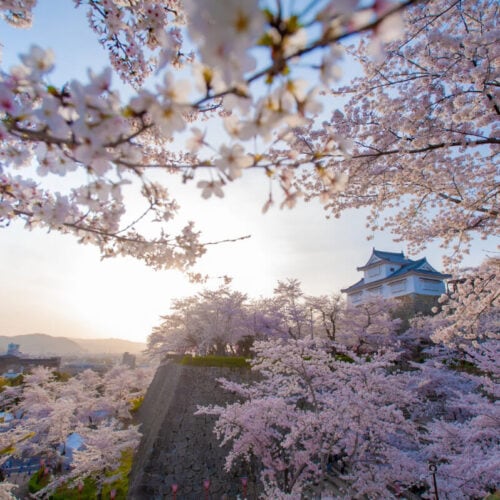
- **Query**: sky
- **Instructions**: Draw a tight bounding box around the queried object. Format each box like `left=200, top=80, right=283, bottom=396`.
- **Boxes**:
left=0, top=2, right=496, bottom=343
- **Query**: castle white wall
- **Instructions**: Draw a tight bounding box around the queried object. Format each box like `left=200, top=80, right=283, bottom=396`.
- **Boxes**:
left=363, top=263, right=403, bottom=284
left=346, top=275, right=446, bottom=306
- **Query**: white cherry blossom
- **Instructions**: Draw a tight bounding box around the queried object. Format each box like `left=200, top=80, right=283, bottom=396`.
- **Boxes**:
left=197, top=180, right=225, bottom=199
left=214, top=144, right=253, bottom=180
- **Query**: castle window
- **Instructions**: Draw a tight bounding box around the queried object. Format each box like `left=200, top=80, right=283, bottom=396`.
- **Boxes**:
left=368, top=286, right=382, bottom=296
left=351, top=292, right=363, bottom=303
left=420, top=278, right=441, bottom=292
left=390, top=279, right=407, bottom=293
left=367, top=266, right=381, bottom=278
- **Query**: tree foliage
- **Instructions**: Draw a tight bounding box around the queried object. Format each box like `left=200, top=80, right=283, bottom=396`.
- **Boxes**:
left=147, top=282, right=348, bottom=356
left=294, top=0, right=498, bottom=262
left=0, top=365, right=154, bottom=496
left=1, top=0, right=425, bottom=273
left=1, top=0, right=499, bottom=497
left=199, top=333, right=499, bottom=498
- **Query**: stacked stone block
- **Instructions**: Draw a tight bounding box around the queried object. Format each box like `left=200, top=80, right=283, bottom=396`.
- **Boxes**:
left=128, top=362, right=258, bottom=499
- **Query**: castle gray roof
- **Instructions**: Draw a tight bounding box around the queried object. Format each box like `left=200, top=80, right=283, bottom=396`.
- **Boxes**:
left=342, top=249, right=452, bottom=294
left=357, top=249, right=411, bottom=270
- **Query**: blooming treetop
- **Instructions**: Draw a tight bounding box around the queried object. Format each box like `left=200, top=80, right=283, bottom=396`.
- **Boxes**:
left=199, top=334, right=500, bottom=497
left=293, top=0, right=498, bottom=262
left=147, top=282, right=350, bottom=356
left=338, top=295, right=402, bottom=351
left=433, top=257, right=500, bottom=345
left=148, top=286, right=250, bottom=356
left=0, top=365, right=154, bottom=495
left=0, top=0, right=418, bottom=273
left=199, top=338, right=423, bottom=497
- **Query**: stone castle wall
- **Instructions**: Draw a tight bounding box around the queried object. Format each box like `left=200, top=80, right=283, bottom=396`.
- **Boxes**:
left=128, top=362, right=257, bottom=500
left=393, top=293, right=440, bottom=331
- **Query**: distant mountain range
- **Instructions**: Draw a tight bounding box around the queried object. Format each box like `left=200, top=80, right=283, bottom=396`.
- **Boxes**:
left=0, top=333, right=146, bottom=357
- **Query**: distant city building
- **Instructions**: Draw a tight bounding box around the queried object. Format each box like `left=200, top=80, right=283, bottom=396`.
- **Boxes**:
left=122, top=352, right=136, bottom=369
left=0, top=343, right=60, bottom=376
left=61, top=359, right=112, bottom=375
left=342, top=249, right=451, bottom=308
left=6, top=343, right=21, bottom=356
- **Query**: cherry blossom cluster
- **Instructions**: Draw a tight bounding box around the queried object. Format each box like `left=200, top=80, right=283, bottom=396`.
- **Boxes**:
left=432, top=257, right=500, bottom=345
left=159, top=268, right=500, bottom=497
left=0, top=46, right=209, bottom=270
left=0, top=364, right=154, bottom=495
left=409, top=339, right=500, bottom=498
left=293, top=0, right=498, bottom=262
left=199, top=338, right=423, bottom=497
left=148, top=277, right=416, bottom=361
left=199, top=331, right=499, bottom=497
left=147, top=280, right=352, bottom=357
left=0, top=0, right=495, bottom=286
left=0, top=0, right=419, bottom=271
left=0, top=0, right=35, bottom=28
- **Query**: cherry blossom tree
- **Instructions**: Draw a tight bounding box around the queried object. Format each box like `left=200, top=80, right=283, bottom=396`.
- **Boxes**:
left=148, top=284, right=346, bottom=356
left=241, top=297, right=286, bottom=341
left=199, top=338, right=424, bottom=498
left=292, top=0, right=498, bottom=263
left=0, top=364, right=153, bottom=495
left=410, top=339, right=500, bottom=499
left=254, top=286, right=346, bottom=341
left=0, top=0, right=416, bottom=272
left=305, top=293, right=345, bottom=341
left=148, top=286, right=250, bottom=356
left=432, top=257, right=500, bottom=346
left=338, top=296, right=402, bottom=352
left=200, top=328, right=499, bottom=497
left=147, top=295, right=203, bottom=356
left=270, top=279, right=310, bottom=339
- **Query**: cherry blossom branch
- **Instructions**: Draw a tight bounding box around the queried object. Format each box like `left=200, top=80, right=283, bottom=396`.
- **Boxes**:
left=191, top=0, right=420, bottom=109
left=353, top=138, right=500, bottom=158
left=203, top=234, right=251, bottom=246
